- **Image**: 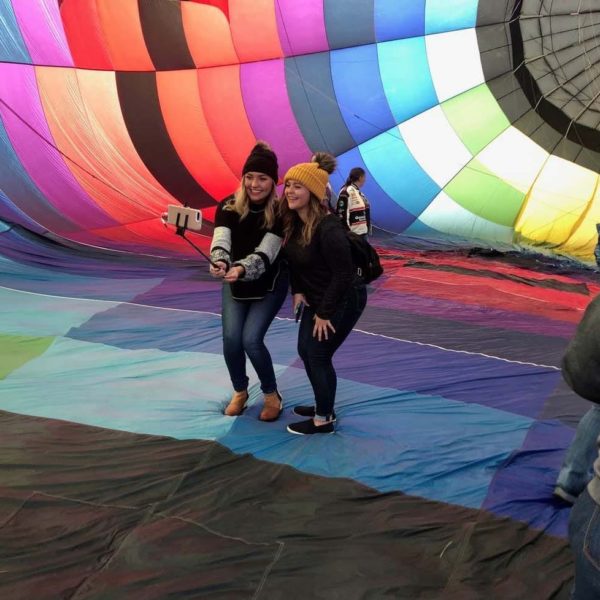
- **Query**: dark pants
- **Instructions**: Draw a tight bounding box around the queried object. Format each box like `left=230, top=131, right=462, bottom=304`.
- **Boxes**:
left=297, top=282, right=367, bottom=418
left=221, top=272, right=288, bottom=393
left=569, top=488, right=600, bottom=599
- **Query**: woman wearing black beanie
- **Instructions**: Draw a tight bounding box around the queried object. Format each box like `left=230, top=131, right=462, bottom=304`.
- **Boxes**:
left=209, top=141, right=287, bottom=421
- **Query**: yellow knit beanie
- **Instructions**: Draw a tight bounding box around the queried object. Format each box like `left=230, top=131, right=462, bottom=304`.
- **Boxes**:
left=283, top=162, right=329, bottom=200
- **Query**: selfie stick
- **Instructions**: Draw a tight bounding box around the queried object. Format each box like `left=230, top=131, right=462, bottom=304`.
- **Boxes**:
left=171, top=212, right=220, bottom=268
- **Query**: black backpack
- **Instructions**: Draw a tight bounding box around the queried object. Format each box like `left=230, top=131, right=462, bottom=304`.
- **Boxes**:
left=347, top=231, right=383, bottom=284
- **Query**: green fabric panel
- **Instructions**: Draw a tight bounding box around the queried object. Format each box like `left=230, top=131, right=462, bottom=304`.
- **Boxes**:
left=0, top=334, right=54, bottom=379
left=445, top=159, right=525, bottom=227
left=442, top=84, right=510, bottom=155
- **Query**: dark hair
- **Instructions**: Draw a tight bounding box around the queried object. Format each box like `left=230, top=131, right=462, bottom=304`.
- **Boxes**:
left=345, top=167, right=365, bottom=186
left=311, top=152, right=337, bottom=175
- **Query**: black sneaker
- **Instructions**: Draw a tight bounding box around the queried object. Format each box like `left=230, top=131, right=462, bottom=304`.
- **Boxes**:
left=287, top=419, right=335, bottom=435
left=292, top=405, right=337, bottom=422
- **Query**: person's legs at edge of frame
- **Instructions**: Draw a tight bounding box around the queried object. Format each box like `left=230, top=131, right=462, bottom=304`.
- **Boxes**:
left=221, top=282, right=251, bottom=415
left=569, top=488, right=600, bottom=599
left=555, top=405, right=600, bottom=504
left=242, top=269, right=289, bottom=421
left=289, top=281, right=367, bottom=435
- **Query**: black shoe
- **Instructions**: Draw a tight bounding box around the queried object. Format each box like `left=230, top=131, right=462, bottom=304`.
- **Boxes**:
left=287, top=418, right=335, bottom=435
left=292, top=405, right=337, bottom=422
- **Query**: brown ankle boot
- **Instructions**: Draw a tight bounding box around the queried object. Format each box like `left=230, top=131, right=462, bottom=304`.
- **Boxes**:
left=224, top=390, right=248, bottom=416
left=259, top=391, right=282, bottom=422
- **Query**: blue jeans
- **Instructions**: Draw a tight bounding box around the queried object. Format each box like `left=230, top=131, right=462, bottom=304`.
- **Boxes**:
left=297, top=282, right=367, bottom=418
left=569, top=488, right=600, bottom=599
left=557, top=406, right=600, bottom=496
left=221, top=271, right=288, bottom=394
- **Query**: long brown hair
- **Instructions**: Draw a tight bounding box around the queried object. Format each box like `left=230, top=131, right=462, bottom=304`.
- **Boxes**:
left=223, top=178, right=277, bottom=230
left=279, top=187, right=328, bottom=246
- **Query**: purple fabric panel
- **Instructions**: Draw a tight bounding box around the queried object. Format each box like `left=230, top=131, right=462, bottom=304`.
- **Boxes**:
left=334, top=331, right=562, bottom=419
left=275, top=0, right=329, bottom=56
left=12, top=0, right=73, bottom=67
left=0, top=64, right=117, bottom=230
left=369, top=289, right=577, bottom=339
left=241, top=59, right=311, bottom=175
left=482, top=420, right=573, bottom=537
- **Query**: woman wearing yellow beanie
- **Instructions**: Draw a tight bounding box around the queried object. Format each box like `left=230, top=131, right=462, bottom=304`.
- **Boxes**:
left=280, top=154, right=367, bottom=435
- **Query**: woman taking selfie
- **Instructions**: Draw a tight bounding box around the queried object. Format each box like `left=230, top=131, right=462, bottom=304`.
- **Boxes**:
left=209, top=142, right=287, bottom=421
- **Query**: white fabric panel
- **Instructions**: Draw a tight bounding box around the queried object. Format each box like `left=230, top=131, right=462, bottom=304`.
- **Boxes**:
left=476, top=126, right=549, bottom=195
left=415, top=190, right=514, bottom=243
left=399, top=105, right=472, bottom=188
left=426, top=28, right=485, bottom=103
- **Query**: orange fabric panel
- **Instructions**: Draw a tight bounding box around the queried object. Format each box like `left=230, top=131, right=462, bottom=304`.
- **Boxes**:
left=157, top=70, right=240, bottom=201
left=35, top=67, right=177, bottom=225
left=68, top=219, right=207, bottom=256
left=229, top=0, right=283, bottom=63
left=197, top=64, right=256, bottom=178
left=97, top=0, right=154, bottom=71
left=182, top=2, right=238, bottom=68
left=60, top=0, right=112, bottom=70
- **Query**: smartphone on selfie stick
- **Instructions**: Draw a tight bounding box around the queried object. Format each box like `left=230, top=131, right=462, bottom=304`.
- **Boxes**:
left=162, top=205, right=221, bottom=268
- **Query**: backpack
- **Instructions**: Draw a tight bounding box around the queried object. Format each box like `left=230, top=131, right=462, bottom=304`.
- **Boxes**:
left=346, top=231, right=383, bottom=284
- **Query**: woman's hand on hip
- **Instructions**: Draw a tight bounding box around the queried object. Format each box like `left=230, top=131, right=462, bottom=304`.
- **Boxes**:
left=223, top=265, right=245, bottom=282
left=209, top=261, right=228, bottom=278
left=313, top=316, right=335, bottom=341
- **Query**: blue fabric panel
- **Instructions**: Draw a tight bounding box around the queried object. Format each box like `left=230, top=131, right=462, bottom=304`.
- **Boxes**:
left=220, top=366, right=533, bottom=509
left=285, top=53, right=356, bottom=155
left=0, top=188, right=44, bottom=233
left=335, top=146, right=417, bottom=231
left=67, top=303, right=300, bottom=368
left=375, top=0, right=425, bottom=42
left=0, top=117, right=76, bottom=234
left=425, top=0, right=478, bottom=35
left=358, top=128, right=440, bottom=216
left=0, top=336, right=240, bottom=441
left=482, top=420, right=574, bottom=537
left=0, top=0, right=31, bottom=63
left=0, top=332, right=531, bottom=509
left=324, top=0, right=375, bottom=50
left=378, top=37, right=439, bottom=124
left=0, top=286, right=121, bottom=337
left=330, top=44, right=396, bottom=145
left=0, top=252, right=161, bottom=301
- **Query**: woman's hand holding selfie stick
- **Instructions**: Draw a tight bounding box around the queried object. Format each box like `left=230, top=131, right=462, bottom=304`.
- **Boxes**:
left=161, top=205, right=221, bottom=269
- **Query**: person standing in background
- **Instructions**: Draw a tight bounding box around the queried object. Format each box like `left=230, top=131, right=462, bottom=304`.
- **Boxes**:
left=336, top=167, right=371, bottom=238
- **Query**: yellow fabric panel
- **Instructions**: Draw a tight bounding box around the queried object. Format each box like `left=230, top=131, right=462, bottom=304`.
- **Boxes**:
left=561, top=183, right=600, bottom=261
left=515, top=155, right=598, bottom=249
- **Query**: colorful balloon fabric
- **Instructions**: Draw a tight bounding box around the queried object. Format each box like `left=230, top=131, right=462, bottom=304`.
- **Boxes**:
left=0, top=0, right=599, bottom=261
left=1, top=1, right=598, bottom=597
